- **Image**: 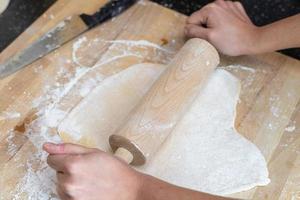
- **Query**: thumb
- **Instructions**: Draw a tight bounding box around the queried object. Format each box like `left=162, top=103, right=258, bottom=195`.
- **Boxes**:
left=185, top=24, right=210, bottom=40
left=43, top=142, right=94, bottom=155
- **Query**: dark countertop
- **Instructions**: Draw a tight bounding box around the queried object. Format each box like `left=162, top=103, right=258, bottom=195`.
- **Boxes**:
left=0, top=0, right=299, bottom=59
left=153, top=0, right=300, bottom=59
left=0, top=0, right=55, bottom=53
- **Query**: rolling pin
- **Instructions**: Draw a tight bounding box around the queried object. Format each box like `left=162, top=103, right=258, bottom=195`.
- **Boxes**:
left=109, top=38, right=219, bottom=165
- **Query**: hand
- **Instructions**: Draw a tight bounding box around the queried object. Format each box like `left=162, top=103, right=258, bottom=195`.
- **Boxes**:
left=185, top=0, right=259, bottom=56
left=43, top=142, right=142, bottom=200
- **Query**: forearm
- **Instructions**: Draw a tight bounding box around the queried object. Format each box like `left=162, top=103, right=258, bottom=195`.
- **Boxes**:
left=137, top=174, right=232, bottom=200
left=251, top=14, right=300, bottom=54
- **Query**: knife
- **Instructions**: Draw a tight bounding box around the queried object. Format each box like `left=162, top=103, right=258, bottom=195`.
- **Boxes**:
left=0, top=0, right=137, bottom=79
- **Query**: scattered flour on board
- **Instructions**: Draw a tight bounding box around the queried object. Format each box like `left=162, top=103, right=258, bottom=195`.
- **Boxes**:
left=72, top=37, right=175, bottom=68
left=6, top=131, right=18, bottom=156
left=6, top=65, right=95, bottom=199
left=72, top=36, right=88, bottom=67
left=6, top=38, right=175, bottom=200
left=9, top=68, right=91, bottom=199
left=79, top=76, right=104, bottom=97
left=285, top=125, right=296, bottom=133
left=94, top=53, right=144, bottom=68
left=0, top=111, right=21, bottom=121
left=55, top=21, right=66, bottom=30
left=106, top=39, right=175, bottom=53
left=270, top=105, right=280, bottom=118
left=221, top=64, right=256, bottom=73
left=219, top=65, right=257, bottom=90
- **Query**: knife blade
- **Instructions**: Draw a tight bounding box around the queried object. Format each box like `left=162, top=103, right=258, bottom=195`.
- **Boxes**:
left=0, top=0, right=137, bottom=79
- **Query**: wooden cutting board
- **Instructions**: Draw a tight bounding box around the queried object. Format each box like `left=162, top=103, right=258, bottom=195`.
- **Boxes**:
left=0, top=1, right=299, bottom=199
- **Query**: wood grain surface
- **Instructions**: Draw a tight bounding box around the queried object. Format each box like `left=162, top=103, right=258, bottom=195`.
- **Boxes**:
left=0, top=1, right=299, bottom=199
left=110, top=38, right=219, bottom=165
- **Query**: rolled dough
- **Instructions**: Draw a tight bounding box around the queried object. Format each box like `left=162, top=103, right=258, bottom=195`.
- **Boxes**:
left=58, top=63, right=270, bottom=195
left=137, top=68, right=270, bottom=195
left=58, top=63, right=167, bottom=150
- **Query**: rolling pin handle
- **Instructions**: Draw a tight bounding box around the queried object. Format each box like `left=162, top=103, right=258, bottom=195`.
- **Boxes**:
left=109, top=134, right=146, bottom=166
left=114, top=147, right=134, bottom=164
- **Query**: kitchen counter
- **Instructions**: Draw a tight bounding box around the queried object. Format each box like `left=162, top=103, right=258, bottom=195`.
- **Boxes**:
left=0, top=1, right=299, bottom=199
left=0, top=0, right=299, bottom=59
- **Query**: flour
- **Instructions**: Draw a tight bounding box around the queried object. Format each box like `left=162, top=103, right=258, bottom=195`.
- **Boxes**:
left=106, top=39, right=175, bottom=53
left=0, top=111, right=21, bottom=121
left=139, top=69, right=270, bottom=195
left=72, top=36, right=88, bottom=67
left=285, top=125, right=296, bottom=133
left=270, top=105, right=280, bottom=118
left=72, top=38, right=175, bottom=68
left=221, top=64, right=256, bottom=73
left=55, top=21, right=66, bottom=30
left=7, top=38, right=174, bottom=199
left=58, top=63, right=270, bottom=196
left=6, top=131, right=18, bottom=156
left=44, top=109, right=68, bottom=128
left=9, top=66, right=93, bottom=199
left=13, top=153, right=59, bottom=200
left=220, top=64, right=257, bottom=90
left=94, top=53, right=144, bottom=68
left=5, top=37, right=269, bottom=199
left=79, top=76, right=103, bottom=97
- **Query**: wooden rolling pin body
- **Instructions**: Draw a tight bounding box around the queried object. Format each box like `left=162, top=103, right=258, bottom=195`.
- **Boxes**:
left=109, top=38, right=219, bottom=165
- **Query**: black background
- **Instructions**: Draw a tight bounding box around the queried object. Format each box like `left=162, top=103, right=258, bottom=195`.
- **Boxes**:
left=0, top=0, right=299, bottom=59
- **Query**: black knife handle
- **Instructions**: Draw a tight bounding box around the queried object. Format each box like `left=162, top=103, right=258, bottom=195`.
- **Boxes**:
left=80, top=0, right=137, bottom=29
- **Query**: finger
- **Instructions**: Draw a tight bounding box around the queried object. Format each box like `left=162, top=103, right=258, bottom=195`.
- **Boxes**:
left=47, top=154, right=69, bottom=172
left=43, top=142, right=95, bottom=155
left=226, top=1, right=244, bottom=19
left=57, top=172, right=76, bottom=191
left=57, top=172, right=80, bottom=198
left=57, top=186, right=72, bottom=200
left=57, top=171, right=68, bottom=182
left=187, top=7, right=209, bottom=25
left=230, top=1, right=249, bottom=22
left=214, top=0, right=228, bottom=8
left=234, top=2, right=253, bottom=23
left=185, top=24, right=210, bottom=40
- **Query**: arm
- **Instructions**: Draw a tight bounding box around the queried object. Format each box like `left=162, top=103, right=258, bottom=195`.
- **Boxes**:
left=43, top=142, right=232, bottom=200
left=185, top=0, right=300, bottom=56
left=254, top=14, right=300, bottom=54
